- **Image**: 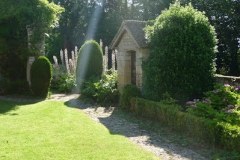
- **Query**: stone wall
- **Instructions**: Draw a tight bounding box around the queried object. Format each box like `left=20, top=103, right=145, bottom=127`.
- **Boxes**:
left=117, top=32, right=137, bottom=90
left=214, top=74, right=240, bottom=86
left=116, top=31, right=149, bottom=91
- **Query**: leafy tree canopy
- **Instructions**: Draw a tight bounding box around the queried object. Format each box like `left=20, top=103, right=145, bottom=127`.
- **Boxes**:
left=0, top=0, right=64, bottom=31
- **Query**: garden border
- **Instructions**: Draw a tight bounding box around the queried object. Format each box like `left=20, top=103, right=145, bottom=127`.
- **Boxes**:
left=131, top=98, right=240, bottom=152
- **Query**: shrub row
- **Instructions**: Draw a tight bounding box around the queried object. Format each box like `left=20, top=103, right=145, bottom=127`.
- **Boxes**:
left=119, top=84, right=142, bottom=109
left=131, top=98, right=240, bottom=152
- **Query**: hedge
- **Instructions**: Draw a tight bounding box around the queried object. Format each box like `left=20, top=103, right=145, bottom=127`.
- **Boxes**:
left=131, top=98, right=240, bottom=152
left=143, top=3, right=217, bottom=102
left=31, top=56, right=52, bottom=98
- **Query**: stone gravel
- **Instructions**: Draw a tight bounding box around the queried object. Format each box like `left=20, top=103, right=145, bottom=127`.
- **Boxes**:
left=61, top=94, right=209, bottom=160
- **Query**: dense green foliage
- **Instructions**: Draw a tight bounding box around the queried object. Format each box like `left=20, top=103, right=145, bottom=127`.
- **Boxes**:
left=76, top=40, right=103, bottom=88
left=81, top=70, right=119, bottom=104
left=238, top=49, right=240, bottom=72
left=128, top=83, right=240, bottom=151
left=181, top=0, right=240, bottom=76
left=132, top=97, right=240, bottom=152
left=30, top=56, right=52, bottom=98
left=187, top=84, right=240, bottom=126
left=51, top=66, right=76, bottom=93
left=143, top=3, right=217, bottom=102
left=0, top=100, right=158, bottom=160
left=48, top=0, right=239, bottom=76
left=0, top=19, right=31, bottom=94
left=120, top=85, right=142, bottom=109
left=0, top=0, right=62, bottom=94
left=47, top=0, right=173, bottom=59
left=0, top=0, right=63, bottom=54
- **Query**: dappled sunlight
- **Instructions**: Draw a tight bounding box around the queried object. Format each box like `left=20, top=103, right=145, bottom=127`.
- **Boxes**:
left=76, top=0, right=104, bottom=89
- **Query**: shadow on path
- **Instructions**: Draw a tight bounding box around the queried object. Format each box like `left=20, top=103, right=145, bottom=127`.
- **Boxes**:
left=64, top=97, right=212, bottom=160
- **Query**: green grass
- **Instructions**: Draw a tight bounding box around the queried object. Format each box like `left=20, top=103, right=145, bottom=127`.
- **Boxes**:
left=0, top=100, right=159, bottom=160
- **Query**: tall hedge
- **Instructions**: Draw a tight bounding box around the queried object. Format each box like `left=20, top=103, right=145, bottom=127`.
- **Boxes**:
left=143, top=3, right=217, bottom=102
left=30, top=56, right=52, bottom=98
left=76, top=40, right=103, bottom=89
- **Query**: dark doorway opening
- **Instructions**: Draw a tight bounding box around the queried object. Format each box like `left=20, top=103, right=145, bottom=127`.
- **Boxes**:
left=130, top=51, right=136, bottom=85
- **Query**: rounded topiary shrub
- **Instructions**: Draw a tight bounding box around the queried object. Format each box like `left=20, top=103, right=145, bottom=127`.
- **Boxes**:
left=30, top=56, right=52, bottom=98
left=76, top=40, right=103, bottom=89
left=143, top=3, right=217, bottom=102
left=120, top=84, right=142, bottom=110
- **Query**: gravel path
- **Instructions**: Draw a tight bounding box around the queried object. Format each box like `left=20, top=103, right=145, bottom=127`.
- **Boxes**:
left=57, top=94, right=209, bottom=160
left=0, top=94, right=209, bottom=160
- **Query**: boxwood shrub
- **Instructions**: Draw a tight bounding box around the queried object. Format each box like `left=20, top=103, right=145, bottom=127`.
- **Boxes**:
left=76, top=40, right=103, bottom=89
left=30, top=56, right=52, bottom=98
left=143, top=3, right=217, bottom=102
left=120, top=84, right=141, bottom=110
left=131, top=98, right=240, bottom=152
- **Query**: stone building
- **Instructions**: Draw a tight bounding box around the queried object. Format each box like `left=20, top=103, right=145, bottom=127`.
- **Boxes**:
left=111, top=20, right=149, bottom=90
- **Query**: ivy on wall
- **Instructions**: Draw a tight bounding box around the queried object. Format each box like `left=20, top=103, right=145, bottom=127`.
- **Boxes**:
left=0, top=0, right=63, bottom=94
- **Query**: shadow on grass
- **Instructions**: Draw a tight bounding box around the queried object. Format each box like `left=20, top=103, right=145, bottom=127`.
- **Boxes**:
left=0, top=96, right=44, bottom=114
left=64, top=97, right=209, bottom=160
left=64, top=97, right=240, bottom=160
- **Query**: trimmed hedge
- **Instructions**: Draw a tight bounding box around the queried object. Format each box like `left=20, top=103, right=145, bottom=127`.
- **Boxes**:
left=143, top=3, right=217, bottom=102
left=76, top=40, right=103, bottom=89
left=132, top=98, right=240, bottom=152
left=30, top=56, right=52, bottom=98
left=120, top=84, right=141, bottom=110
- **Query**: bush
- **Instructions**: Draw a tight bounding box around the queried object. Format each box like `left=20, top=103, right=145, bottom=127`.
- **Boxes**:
left=132, top=98, right=240, bottom=152
left=76, top=40, right=103, bottom=89
left=51, top=66, right=76, bottom=93
left=143, top=3, right=217, bottom=102
left=0, top=77, right=29, bottom=95
left=120, top=85, right=141, bottom=109
left=204, top=84, right=240, bottom=110
left=81, top=70, right=119, bottom=104
left=186, top=84, right=240, bottom=126
left=31, top=56, right=52, bottom=98
left=0, top=36, right=31, bottom=94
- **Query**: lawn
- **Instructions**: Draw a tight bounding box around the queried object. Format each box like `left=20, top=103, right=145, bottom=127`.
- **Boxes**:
left=0, top=100, right=159, bottom=160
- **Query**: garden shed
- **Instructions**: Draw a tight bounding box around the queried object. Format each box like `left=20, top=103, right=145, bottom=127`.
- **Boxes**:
left=110, top=20, right=149, bottom=90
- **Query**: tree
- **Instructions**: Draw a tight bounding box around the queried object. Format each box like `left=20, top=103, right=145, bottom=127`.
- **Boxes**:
left=0, top=0, right=63, bottom=93
left=181, top=0, right=240, bottom=76
left=143, top=3, right=217, bottom=102
left=47, top=0, right=89, bottom=60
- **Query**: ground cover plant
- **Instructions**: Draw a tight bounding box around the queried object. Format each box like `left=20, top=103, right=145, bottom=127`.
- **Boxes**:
left=0, top=100, right=158, bottom=160
left=186, top=84, right=240, bottom=126
left=81, top=70, right=119, bottom=104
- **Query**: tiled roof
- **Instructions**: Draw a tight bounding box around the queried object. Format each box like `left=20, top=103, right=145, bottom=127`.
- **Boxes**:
left=110, top=20, right=148, bottom=49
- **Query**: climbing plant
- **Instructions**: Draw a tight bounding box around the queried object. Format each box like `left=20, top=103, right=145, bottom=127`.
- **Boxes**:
left=0, top=0, right=63, bottom=94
